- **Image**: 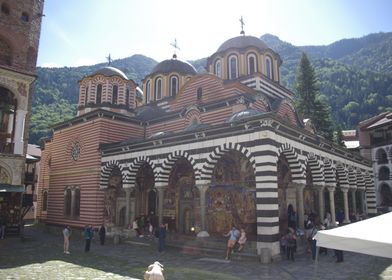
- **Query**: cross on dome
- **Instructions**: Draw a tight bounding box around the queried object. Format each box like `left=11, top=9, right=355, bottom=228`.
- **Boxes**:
left=239, top=16, right=245, bottom=35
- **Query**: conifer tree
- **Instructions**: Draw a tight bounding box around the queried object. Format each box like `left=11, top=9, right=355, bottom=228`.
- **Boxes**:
left=295, top=53, right=334, bottom=140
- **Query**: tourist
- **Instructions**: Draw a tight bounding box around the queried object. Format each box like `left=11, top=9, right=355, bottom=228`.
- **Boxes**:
left=285, top=227, right=297, bottom=261
left=0, top=215, right=6, bottom=239
left=224, top=225, right=239, bottom=260
left=62, top=225, right=71, bottom=254
left=158, top=223, right=167, bottom=252
left=84, top=225, right=93, bottom=252
left=133, top=218, right=140, bottom=236
left=98, top=224, right=106, bottom=245
left=287, top=204, right=297, bottom=230
left=237, top=228, right=247, bottom=252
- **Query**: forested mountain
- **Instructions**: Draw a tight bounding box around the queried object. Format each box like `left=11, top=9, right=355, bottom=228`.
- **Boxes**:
left=30, top=32, right=392, bottom=144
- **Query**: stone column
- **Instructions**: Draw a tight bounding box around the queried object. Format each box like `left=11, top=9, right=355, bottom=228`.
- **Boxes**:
left=342, top=188, right=350, bottom=223
left=156, top=186, right=166, bottom=225
left=13, top=109, right=27, bottom=154
left=327, top=187, right=336, bottom=226
left=125, top=188, right=131, bottom=227
left=196, top=184, right=209, bottom=237
left=295, top=183, right=306, bottom=229
left=317, top=186, right=325, bottom=221
left=351, top=189, right=357, bottom=215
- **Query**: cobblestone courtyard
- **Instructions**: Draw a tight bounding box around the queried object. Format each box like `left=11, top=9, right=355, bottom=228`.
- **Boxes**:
left=0, top=225, right=391, bottom=280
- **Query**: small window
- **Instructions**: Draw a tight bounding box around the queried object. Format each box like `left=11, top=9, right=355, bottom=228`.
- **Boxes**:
left=126, top=88, right=130, bottom=107
left=155, top=78, right=162, bottom=100
left=215, top=60, right=222, bottom=78
left=146, top=80, right=151, bottom=103
left=42, top=191, right=48, bottom=212
left=228, top=55, right=238, bottom=80
left=21, top=12, right=29, bottom=22
left=266, top=56, right=273, bottom=79
left=197, top=87, right=202, bottom=100
left=170, top=76, right=178, bottom=97
left=112, top=85, right=118, bottom=104
left=84, top=86, right=89, bottom=105
left=64, top=189, right=72, bottom=217
left=1, top=4, right=10, bottom=15
left=247, top=53, right=258, bottom=75
left=74, top=188, right=80, bottom=217
left=96, top=84, right=102, bottom=104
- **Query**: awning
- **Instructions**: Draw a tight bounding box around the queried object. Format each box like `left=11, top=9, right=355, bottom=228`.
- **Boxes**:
left=314, top=212, right=392, bottom=258
left=0, top=183, right=25, bottom=192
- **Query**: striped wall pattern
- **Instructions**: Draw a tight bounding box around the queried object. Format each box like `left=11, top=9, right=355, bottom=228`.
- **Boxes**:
left=100, top=160, right=127, bottom=189
left=126, top=156, right=157, bottom=188
left=278, top=144, right=305, bottom=184
left=323, top=159, right=337, bottom=187
left=364, top=172, right=377, bottom=214
left=306, top=155, right=325, bottom=186
left=356, top=170, right=366, bottom=190
left=348, top=167, right=357, bottom=189
left=336, top=165, right=350, bottom=188
left=200, top=142, right=255, bottom=184
left=157, top=150, right=200, bottom=186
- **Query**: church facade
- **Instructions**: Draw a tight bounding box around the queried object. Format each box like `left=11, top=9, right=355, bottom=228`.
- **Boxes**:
left=38, top=34, right=374, bottom=257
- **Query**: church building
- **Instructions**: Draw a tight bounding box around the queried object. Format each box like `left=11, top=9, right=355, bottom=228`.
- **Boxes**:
left=37, top=28, right=374, bottom=257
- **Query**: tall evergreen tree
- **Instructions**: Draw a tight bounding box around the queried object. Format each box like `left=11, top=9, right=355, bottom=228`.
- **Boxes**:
left=295, top=53, right=334, bottom=140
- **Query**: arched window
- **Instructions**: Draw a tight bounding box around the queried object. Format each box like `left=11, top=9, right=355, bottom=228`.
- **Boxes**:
left=42, top=191, right=48, bottom=212
left=155, top=78, right=162, bottom=100
left=126, top=88, right=130, bottom=107
left=84, top=86, right=89, bottom=105
left=265, top=56, right=273, bottom=79
left=74, top=188, right=80, bottom=217
left=64, top=188, right=72, bottom=217
left=146, top=80, right=151, bottom=103
left=376, top=148, right=388, bottom=164
left=228, top=55, right=238, bottom=80
left=247, top=53, right=258, bottom=75
left=379, top=166, right=390, bottom=181
left=170, top=75, right=178, bottom=97
left=380, top=183, right=392, bottom=206
left=215, top=59, right=222, bottom=78
left=96, top=84, right=102, bottom=104
left=112, top=85, right=118, bottom=105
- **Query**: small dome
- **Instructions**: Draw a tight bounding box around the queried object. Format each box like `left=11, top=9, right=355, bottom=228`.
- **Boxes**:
left=93, top=66, right=128, bottom=79
left=150, top=58, right=197, bottom=76
left=227, top=108, right=263, bottom=123
left=217, top=35, right=269, bottom=53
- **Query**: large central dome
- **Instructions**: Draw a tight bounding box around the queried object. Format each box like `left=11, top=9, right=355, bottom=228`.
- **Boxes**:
left=217, top=35, right=269, bottom=53
left=150, top=58, right=197, bottom=76
left=93, top=66, right=128, bottom=80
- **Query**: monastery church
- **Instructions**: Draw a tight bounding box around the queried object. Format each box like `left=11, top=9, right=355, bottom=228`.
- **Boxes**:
left=38, top=27, right=375, bottom=257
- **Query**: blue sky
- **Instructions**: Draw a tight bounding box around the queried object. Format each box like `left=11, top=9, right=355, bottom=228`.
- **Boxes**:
left=37, top=0, right=392, bottom=67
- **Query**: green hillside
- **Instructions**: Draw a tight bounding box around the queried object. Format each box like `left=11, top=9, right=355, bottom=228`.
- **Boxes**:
left=30, top=33, right=392, bottom=144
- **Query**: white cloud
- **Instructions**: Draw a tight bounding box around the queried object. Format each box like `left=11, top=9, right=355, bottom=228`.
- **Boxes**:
left=41, top=62, right=62, bottom=68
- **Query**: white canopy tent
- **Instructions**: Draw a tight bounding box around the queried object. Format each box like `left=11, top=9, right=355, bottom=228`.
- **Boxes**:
left=314, top=212, right=392, bottom=258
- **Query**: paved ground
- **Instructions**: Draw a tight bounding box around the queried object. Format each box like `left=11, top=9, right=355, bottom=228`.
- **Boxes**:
left=0, top=225, right=391, bottom=280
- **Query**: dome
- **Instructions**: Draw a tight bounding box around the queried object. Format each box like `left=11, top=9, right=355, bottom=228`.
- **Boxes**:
left=227, top=108, right=263, bottom=123
left=150, top=58, right=197, bottom=76
left=217, top=35, right=269, bottom=53
left=93, top=66, right=128, bottom=79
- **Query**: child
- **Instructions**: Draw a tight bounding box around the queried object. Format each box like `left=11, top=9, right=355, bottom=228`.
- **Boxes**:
left=237, top=228, right=247, bottom=252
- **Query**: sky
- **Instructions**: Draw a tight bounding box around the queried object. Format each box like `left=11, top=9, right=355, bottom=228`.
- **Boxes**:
left=37, top=0, right=392, bottom=68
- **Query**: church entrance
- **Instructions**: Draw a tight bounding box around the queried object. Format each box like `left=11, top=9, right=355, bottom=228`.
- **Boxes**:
left=207, top=150, right=256, bottom=238
left=164, top=157, right=195, bottom=233
left=135, top=163, right=155, bottom=218
left=277, top=155, right=292, bottom=234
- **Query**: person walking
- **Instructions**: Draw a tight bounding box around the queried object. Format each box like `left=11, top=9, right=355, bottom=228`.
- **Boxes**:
left=84, top=225, right=93, bottom=252
left=63, top=225, right=71, bottom=254
left=224, top=225, right=239, bottom=260
left=98, top=224, right=106, bottom=245
left=0, top=215, right=5, bottom=239
left=158, top=223, right=166, bottom=252
left=285, top=227, right=297, bottom=261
